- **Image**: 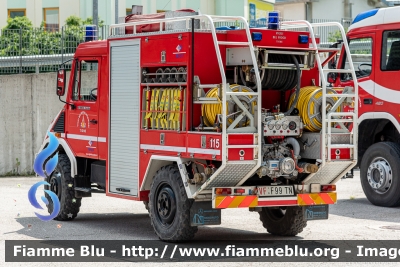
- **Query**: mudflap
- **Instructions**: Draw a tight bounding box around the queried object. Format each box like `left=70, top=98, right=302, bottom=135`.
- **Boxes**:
left=304, top=205, right=329, bottom=221
left=190, top=201, right=221, bottom=226
left=73, top=175, right=91, bottom=198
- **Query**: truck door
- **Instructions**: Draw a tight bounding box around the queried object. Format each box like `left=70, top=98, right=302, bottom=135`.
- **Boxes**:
left=339, top=34, right=375, bottom=114
left=374, top=29, right=400, bottom=113
left=67, top=58, right=100, bottom=159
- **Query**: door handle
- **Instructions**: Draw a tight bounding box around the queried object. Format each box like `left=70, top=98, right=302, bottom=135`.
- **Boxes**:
left=90, top=119, right=98, bottom=124
left=363, top=98, right=373, bottom=105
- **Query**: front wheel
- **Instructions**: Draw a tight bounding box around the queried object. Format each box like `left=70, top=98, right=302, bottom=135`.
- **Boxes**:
left=258, top=206, right=306, bottom=236
left=45, top=154, right=81, bottom=220
left=149, top=165, right=197, bottom=242
left=360, top=142, right=400, bottom=207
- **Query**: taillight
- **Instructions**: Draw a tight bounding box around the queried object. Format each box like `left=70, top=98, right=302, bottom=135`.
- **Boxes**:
left=215, top=188, right=232, bottom=195
left=234, top=188, right=246, bottom=194
left=321, top=185, right=336, bottom=192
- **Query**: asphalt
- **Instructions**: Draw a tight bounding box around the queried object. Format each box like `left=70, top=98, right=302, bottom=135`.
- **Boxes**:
left=1, top=170, right=400, bottom=266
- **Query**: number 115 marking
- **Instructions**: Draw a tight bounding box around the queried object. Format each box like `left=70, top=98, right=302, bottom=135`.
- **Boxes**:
left=209, top=138, right=220, bottom=149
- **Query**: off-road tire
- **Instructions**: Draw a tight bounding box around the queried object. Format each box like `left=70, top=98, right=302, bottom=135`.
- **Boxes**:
left=360, top=142, right=400, bottom=207
left=45, top=154, right=81, bottom=220
left=143, top=201, right=149, bottom=212
left=258, top=206, right=306, bottom=236
left=149, top=164, right=198, bottom=242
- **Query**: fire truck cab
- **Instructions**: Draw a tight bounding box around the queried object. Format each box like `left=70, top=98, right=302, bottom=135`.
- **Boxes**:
left=332, top=6, right=400, bottom=207
left=40, top=11, right=359, bottom=241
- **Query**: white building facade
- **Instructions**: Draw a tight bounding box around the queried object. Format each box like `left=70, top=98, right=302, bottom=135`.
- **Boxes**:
left=0, top=0, right=275, bottom=29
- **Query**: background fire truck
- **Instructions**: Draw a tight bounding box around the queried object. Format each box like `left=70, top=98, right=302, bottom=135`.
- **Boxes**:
left=40, top=10, right=359, bottom=241
left=329, top=6, right=400, bottom=207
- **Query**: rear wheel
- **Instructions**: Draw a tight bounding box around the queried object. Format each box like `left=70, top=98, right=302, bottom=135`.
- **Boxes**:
left=258, top=206, right=306, bottom=236
left=360, top=142, right=400, bottom=207
left=149, top=165, right=197, bottom=242
left=143, top=201, right=149, bottom=213
left=45, top=154, right=81, bottom=220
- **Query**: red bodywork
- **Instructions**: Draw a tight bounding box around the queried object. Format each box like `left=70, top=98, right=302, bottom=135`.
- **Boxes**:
left=335, top=22, right=400, bottom=121
left=51, top=27, right=320, bottom=202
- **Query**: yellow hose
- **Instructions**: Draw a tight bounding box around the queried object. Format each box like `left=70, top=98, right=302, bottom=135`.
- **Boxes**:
left=288, top=86, right=341, bottom=132
left=201, top=85, right=256, bottom=127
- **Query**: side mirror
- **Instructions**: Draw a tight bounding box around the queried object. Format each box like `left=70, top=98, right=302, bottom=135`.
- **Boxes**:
left=56, top=69, right=66, bottom=96
left=327, top=72, right=337, bottom=84
left=328, top=42, right=338, bottom=69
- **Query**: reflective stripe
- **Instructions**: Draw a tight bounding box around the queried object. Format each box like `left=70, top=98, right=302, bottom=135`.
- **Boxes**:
left=215, top=195, right=257, bottom=209
left=67, top=134, right=107, bottom=143
left=140, top=144, right=186, bottom=153
left=360, top=80, right=400, bottom=104
left=139, top=145, right=220, bottom=156
left=188, top=147, right=221, bottom=155
left=297, top=193, right=337, bottom=206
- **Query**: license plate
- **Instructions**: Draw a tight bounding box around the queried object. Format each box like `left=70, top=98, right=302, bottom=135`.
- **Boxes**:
left=257, top=186, right=294, bottom=196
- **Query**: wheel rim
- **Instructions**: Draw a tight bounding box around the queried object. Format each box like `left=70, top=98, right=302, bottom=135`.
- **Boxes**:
left=367, top=157, right=392, bottom=194
left=155, top=183, right=177, bottom=226
left=49, top=171, right=62, bottom=199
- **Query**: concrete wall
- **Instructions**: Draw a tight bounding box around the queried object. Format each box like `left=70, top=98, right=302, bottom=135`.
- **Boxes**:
left=0, top=73, right=65, bottom=175
left=311, top=0, right=343, bottom=21
left=275, top=2, right=305, bottom=20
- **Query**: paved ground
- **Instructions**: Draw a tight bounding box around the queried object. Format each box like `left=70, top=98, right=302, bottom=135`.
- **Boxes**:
left=1, top=170, right=400, bottom=266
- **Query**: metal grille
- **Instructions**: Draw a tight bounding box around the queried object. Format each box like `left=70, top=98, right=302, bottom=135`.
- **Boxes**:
left=303, top=161, right=353, bottom=185
left=52, top=112, right=65, bottom=133
left=109, top=40, right=140, bottom=196
left=204, top=163, right=257, bottom=189
left=0, top=25, right=109, bottom=75
left=299, top=132, right=352, bottom=159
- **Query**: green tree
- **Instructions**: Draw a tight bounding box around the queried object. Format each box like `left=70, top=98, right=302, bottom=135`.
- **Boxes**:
left=65, top=15, right=82, bottom=27
left=0, top=15, right=105, bottom=73
left=82, top=17, right=105, bottom=28
left=3, top=16, right=33, bottom=30
left=327, top=29, right=348, bottom=43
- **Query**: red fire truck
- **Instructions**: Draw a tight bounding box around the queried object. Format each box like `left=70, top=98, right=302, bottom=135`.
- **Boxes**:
left=39, top=11, right=359, bottom=241
left=329, top=6, right=400, bottom=207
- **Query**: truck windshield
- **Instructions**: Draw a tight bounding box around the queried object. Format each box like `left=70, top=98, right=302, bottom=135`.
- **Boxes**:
left=341, top=38, right=372, bottom=81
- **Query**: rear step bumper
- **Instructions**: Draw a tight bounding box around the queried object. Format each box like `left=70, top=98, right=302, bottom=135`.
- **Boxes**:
left=212, top=186, right=336, bottom=209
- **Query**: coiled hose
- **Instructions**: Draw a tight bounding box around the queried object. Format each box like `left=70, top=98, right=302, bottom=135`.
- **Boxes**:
left=239, top=54, right=301, bottom=91
left=201, top=85, right=256, bottom=127
left=284, top=55, right=301, bottom=116
left=288, top=86, right=341, bottom=132
left=262, top=54, right=302, bottom=91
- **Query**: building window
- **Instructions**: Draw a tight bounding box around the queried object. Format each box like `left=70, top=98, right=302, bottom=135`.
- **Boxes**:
left=8, top=9, right=26, bottom=19
left=44, top=8, right=59, bottom=31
